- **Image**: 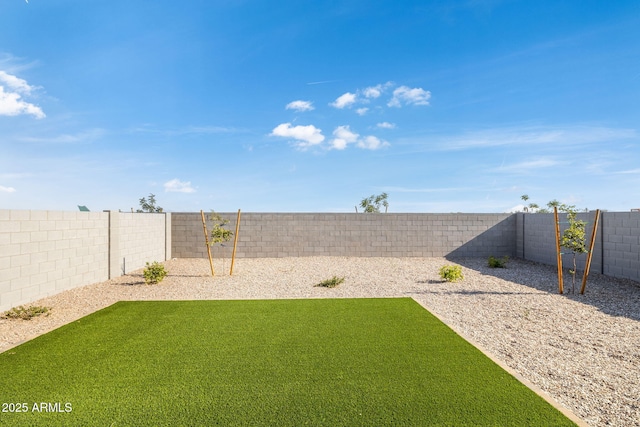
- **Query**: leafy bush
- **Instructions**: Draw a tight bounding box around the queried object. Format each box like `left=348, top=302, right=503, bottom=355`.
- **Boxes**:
left=315, top=276, right=345, bottom=288
left=439, top=265, right=463, bottom=282
left=2, top=305, right=50, bottom=320
left=488, top=255, right=509, bottom=268
left=143, top=261, right=167, bottom=285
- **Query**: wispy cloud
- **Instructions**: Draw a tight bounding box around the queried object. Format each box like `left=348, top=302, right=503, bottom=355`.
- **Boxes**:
left=306, top=80, right=339, bottom=85
left=0, top=172, right=31, bottom=180
left=19, top=128, right=106, bottom=144
left=616, top=168, right=640, bottom=174
left=388, top=86, right=431, bottom=107
left=0, top=53, right=39, bottom=72
left=495, top=157, right=565, bottom=173
left=357, top=135, right=389, bottom=150
left=356, top=107, right=369, bottom=116
left=130, top=125, right=239, bottom=136
left=330, top=92, right=357, bottom=109
left=286, top=100, right=314, bottom=112
left=0, top=185, right=17, bottom=193
left=377, top=122, right=396, bottom=129
left=271, top=122, right=325, bottom=149
left=433, top=126, right=637, bottom=151
left=382, top=185, right=475, bottom=193
left=0, top=70, right=45, bottom=119
left=164, top=178, right=196, bottom=193
left=182, top=126, right=239, bottom=134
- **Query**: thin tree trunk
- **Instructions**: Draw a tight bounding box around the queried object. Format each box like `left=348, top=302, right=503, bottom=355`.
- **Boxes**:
left=572, top=254, right=577, bottom=294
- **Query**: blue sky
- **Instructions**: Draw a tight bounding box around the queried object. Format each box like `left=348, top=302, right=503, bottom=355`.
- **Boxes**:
left=1, top=0, right=639, bottom=213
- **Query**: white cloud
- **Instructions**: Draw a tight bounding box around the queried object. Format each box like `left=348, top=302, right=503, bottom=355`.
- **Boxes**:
left=330, top=125, right=359, bottom=150
left=388, top=86, right=431, bottom=107
left=330, top=92, right=357, bottom=109
left=164, top=178, right=196, bottom=193
left=0, top=86, right=45, bottom=118
left=330, top=82, right=394, bottom=110
left=377, top=122, right=396, bottom=129
left=362, top=82, right=392, bottom=99
left=328, top=126, right=389, bottom=150
left=0, top=185, right=17, bottom=193
left=285, top=100, right=314, bottom=112
left=271, top=122, right=325, bottom=148
left=0, top=71, right=45, bottom=119
left=363, top=85, right=382, bottom=99
left=0, top=70, right=35, bottom=95
left=357, top=135, right=389, bottom=150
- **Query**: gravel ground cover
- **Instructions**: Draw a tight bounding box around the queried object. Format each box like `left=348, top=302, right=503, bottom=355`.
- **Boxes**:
left=1, top=256, right=639, bottom=426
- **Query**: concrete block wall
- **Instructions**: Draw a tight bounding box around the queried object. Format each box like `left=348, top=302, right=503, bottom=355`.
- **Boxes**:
left=114, top=213, right=169, bottom=275
left=517, top=212, right=603, bottom=274
left=3, top=208, right=637, bottom=312
left=0, top=210, right=171, bottom=312
left=601, top=212, right=640, bottom=281
left=0, top=210, right=109, bottom=312
left=172, top=212, right=516, bottom=259
left=516, top=211, right=639, bottom=282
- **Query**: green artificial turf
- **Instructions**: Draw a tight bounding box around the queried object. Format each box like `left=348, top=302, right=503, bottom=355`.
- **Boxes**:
left=0, top=298, right=576, bottom=426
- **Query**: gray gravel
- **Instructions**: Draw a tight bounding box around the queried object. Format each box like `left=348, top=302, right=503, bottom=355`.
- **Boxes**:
left=1, top=256, right=639, bottom=427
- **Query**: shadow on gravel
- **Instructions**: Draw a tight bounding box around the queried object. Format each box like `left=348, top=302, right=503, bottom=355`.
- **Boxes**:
left=416, top=279, right=444, bottom=285
left=111, top=276, right=146, bottom=286
left=166, top=274, right=212, bottom=278
left=431, top=289, right=541, bottom=296
left=111, top=272, right=211, bottom=286
left=440, top=256, right=640, bottom=323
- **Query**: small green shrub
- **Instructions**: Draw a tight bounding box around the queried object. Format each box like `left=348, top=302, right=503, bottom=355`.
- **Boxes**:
left=2, top=305, right=50, bottom=320
left=143, top=261, right=167, bottom=285
left=439, top=265, right=463, bottom=282
left=488, top=255, right=509, bottom=268
left=315, top=276, right=345, bottom=288
left=209, top=211, right=233, bottom=245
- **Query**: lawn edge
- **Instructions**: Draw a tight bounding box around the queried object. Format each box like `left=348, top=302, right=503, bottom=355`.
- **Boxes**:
left=410, top=297, right=588, bottom=427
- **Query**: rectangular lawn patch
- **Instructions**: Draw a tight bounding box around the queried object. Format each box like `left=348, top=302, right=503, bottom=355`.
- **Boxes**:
left=0, top=298, right=576, bottom=426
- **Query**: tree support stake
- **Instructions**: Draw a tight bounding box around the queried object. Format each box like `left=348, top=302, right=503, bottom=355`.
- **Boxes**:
left=580, top=209, right=600, bottom=295
left=201, top=210, right=215, bottom=277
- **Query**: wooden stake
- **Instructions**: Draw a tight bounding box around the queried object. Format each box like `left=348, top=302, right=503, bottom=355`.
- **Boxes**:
left=580, top=209, right=600, bottom=295
left=554, top=207, right=564, bottom=294
left=201, top=210, right=215, bottom=276
left=230, top=209, right=241, bottom=276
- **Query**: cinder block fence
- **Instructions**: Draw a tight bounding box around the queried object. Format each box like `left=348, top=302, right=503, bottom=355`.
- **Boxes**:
left=172, top=212, right=516, bottom=259
left=517, top=211, right=640, bottom=281
left=0, top=210, right=171, bottom=312
left=1, top=209, right=639, bottom=312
